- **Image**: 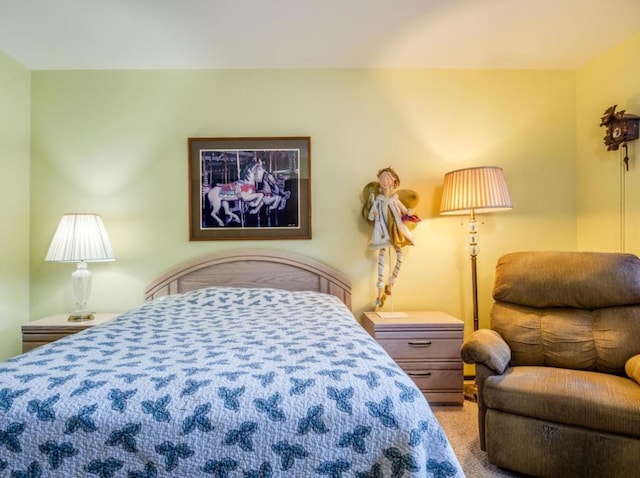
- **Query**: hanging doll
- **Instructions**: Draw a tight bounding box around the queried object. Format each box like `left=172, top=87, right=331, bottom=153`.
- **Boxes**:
left=363, top=167, right=420, bottom=309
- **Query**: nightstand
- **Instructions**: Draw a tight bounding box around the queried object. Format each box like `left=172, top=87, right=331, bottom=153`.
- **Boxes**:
left=22, top=313, right=119, bottom=353
left=362, top=311, right=464, bottom=405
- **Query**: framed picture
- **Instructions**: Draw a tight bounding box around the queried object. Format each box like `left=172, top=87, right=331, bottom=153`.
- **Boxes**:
left=189, top=136, right=311, bottom=240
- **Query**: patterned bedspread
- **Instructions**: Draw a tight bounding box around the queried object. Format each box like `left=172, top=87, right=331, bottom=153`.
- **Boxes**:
left=0, top=287, right=464, bottom=477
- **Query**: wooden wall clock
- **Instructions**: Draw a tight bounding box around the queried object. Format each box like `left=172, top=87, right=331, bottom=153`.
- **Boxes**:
left=600, top=105, right=640, bottom=151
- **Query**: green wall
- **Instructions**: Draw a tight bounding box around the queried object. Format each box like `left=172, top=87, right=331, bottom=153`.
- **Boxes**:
left=28, top=69, right=577, bottom=344
left=0, top=51, right=30, bottom=358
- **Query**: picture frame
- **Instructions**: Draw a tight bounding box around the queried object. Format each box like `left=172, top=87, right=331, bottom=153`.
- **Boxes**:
left=189, top=136, right=311, bottom=241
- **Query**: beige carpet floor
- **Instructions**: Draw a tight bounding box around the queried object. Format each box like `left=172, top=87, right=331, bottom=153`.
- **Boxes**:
left=432, top=401, right=528, bottom=478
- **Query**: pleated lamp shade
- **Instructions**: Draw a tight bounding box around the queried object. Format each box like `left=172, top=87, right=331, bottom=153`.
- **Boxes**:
left=440, top=166, right=512, bottom=215
left=45, top=214, right=115, bottom=263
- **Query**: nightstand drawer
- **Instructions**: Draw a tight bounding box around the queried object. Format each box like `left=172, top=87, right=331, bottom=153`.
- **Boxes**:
left=375, top=337, right=461, bottom=360
left=22, top=313, right=118, bottom=353
left=399, top=361, right=464, bottom=390
left=22, top=332, right=75, bottom=353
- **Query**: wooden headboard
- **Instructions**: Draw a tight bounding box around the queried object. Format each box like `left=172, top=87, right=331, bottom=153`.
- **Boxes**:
left=144, top=249, right=352, bottom=309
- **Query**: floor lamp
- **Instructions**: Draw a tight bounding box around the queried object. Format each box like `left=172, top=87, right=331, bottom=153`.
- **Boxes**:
left=439, top=166, right=512, bottom=399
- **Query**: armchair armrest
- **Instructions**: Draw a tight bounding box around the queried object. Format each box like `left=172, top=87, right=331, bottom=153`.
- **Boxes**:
left=626, top=354, right=640, bottom=385
left=461, top=329, right=511, bottom=375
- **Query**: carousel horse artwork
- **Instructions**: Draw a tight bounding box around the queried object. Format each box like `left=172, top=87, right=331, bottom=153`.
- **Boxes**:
left=362, top=167, right=420, bottom=310
left=256, top=170, right=292, bottom=226
left=206, top=159, right=266, bottom=227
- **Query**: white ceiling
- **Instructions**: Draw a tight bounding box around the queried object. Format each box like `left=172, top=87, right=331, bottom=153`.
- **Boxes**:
left=1, top=0, right=639, bottom=70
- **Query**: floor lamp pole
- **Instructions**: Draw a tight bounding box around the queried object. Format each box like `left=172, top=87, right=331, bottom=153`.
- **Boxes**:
left=469, top=210, right=479, bottom=331
left=465, top=210, right=480, bottom=401
left=471, top=255, right=479, bottom=330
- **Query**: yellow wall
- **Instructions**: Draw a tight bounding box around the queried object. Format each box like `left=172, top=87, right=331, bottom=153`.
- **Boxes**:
left=576, top=32, right=640, bottom=254
left=0, top=51, right=30, bottom=358
left=28, top=68, right=577, bottom=347
left=0, top=34, right=635, bottom=365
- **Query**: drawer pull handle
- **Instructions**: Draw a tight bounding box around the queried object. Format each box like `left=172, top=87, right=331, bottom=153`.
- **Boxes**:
left=408, top=341, right=432, bottom=347
left=409, top=371, right=432, bottom=377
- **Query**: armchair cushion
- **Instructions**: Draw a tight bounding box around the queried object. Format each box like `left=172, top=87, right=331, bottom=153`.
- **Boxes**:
left=491, top=302, right=640, bottom=373
left=484, top=366, right=640, bottom=438
left=460, top=329, right=511, bottom=374
left=493, top=251, right=640, bottom=309
left=627, top=354, right=640, bottom=385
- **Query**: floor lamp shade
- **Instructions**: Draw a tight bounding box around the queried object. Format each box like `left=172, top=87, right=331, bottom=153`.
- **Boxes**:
left=440, top=167, right=512, bottom=332
left=45, top=214, right=115, bottom=320
left=440, top=166, right=512, bottom=215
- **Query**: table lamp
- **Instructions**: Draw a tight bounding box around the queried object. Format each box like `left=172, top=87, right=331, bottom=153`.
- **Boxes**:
left=45, top=213, right=115, bottom=321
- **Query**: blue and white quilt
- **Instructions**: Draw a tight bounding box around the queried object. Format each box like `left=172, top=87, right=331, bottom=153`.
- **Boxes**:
left=0, top=287, right=464, bottom=477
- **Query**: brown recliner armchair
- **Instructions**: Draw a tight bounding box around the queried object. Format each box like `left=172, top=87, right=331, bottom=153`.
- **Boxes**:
left=461, top=251, right=640, bottom=477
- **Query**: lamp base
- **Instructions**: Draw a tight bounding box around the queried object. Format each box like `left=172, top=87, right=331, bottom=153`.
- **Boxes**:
left=68, top=312, right=95, bottom=322
left=464, top=381, right=478, bottom=402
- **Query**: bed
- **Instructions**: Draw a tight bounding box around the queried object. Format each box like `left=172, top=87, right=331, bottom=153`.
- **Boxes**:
left=0, top=249, right=464, bottom=477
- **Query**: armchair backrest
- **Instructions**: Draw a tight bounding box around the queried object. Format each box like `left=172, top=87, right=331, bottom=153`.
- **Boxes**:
left=490, top=251, right=640, bottom=375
